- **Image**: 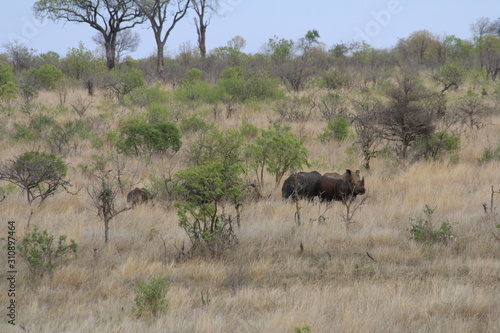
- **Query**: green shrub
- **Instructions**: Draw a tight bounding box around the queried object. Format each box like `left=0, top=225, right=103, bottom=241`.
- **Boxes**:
left=319, top=68, right=351, bottom=90
left=180, top=115, right=212, bottom=134
left=117, top=121, right=181, bottom=156
left=219, top=66, right=283, bottom=102
left=174, top=68, right=226, bottom=105
left=127, top=84, right=171, bottom=108
left=246, top=123, right=309, bottom=186
left=318, top=116, right=350, bottom=142
left=17, top=225, right=78, bottom=278
left=413, top=130, right=460, bottom=161
left=409, top=205, right=455, bottom=244
left=31, top=64, right=65, bottom=90
left=0, top=151, right=70, bottom=203
left=132, top=277, right=169, bottom=318
left=294, top=324, right=312, bottom=333
left=13, top=114, right=57, bottom=142
left=0, top=61, right=18, bottom=101
left=477, top=140, right=500, bottom=165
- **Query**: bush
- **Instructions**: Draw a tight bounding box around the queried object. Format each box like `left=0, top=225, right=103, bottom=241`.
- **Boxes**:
left=409, top=205, right=455, bottom=244
left=31, top=64, right=65, bottom=90
left=117, top=121, right=181, bottom=157
left=127, top=84, right=171, bottom=108
left=318, top=116, right=350, bottom=142
left=477, top=140, right=500, bottom=165
left=413, top=130, right=460, bottom=162
left=0, top=151, right=70, bottom=204
left=17, top=225, right=78, bottom=278
left=246, top=123, right=309, bottom=186
left=175, top=69, right=226, bottom=105
left=219, top=66, right=283, bottom=102
left=180, top=115, right=212, bottom=134
left=0, top=61, right=18, bottom=102
left=132, top=276, right=169, bottom=318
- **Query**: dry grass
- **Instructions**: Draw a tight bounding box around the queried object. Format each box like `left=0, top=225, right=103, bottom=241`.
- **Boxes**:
left=0, top=88, right=499, bottom=333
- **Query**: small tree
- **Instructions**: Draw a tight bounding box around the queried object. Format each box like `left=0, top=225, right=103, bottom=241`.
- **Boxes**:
left=176, top=128, right=245, bottom=258
left=433, top=62, right=465, bottom=94
left=379, top=75, right=436, bottom=160
left=86, top=155, right=130, bottom=243
left=246, top=124, right=309, bottom=187
left=0, top=151, right=70, bottom=204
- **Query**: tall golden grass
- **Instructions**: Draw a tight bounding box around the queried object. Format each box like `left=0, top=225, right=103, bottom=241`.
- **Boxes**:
left=0, top=87, right=499, bottom=333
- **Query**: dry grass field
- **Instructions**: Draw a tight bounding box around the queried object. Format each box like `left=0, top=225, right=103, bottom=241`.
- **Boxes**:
left=1, top=86, right=499, bottom=333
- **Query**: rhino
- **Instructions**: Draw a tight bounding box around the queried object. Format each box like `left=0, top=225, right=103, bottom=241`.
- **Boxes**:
left=126, top=187, right=151, bottom=208
left=316, top=170, right=365, bottom=202
left=281, top=171, right=322, bottom=200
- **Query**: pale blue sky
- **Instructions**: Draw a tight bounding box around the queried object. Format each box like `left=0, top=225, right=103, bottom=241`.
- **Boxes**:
left=1, top=0, right=499, bottom=59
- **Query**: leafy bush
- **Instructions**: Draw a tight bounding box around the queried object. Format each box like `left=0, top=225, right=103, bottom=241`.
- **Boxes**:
left=176, top=128, right=245, bottom=257
left=409, top=205, right=455, bottom=244
left=0, top=151, right=70, bottom=204
left=413, top=130, right=460, bottom=162
left=132, top=277, right=169, bottom=318
left=318, top=116, right=350, bottom=142
left=17, top=225, right=78, bottom=277
left=117, top=121, right=181, bottom=157
left=180, top=115, right=212, bottom=134
left=218, top=66, right=283, bottom=102
left=31, top=64, right=65, bottom=90
left=13, top=114, right=57, bottom=142
left=0, top=61, right=18, bottom=102
left=319, top=68, right=351, bottom=90
left=246, top=123, right=309, bottom=186
left=174, top=68, right=226, bottom=106
left=127, top=84, right=171, bottom=108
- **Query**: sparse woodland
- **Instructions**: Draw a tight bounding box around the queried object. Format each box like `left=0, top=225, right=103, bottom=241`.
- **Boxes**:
left=0, top=18, right=500, bottom=332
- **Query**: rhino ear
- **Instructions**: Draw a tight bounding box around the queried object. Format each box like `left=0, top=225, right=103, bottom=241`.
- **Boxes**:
left=361, top=177, right=365, bottom=184
left=346, top=169, right=351, bottom=175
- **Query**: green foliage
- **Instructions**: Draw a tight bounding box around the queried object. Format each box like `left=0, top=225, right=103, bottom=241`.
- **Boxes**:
left=17, top=225, right=78, bottom=278
left=31, top=64, right=65, bottom=90
left=218, top=66, right=283, bottom=102
left=433, top=62, right=465, bottom=93
left=175, top=162, right=241, bottom=257
left=318, top=116, right=350, bottom=142
left=180, top=115, right=212, bottom=134
left=13, top=114, right=56, bottom=141
left=127, top=84, right=171, bottom=108
left=409, top=205, right=455, bottom=245
left=174, top=68, right=226, bottom=106
left=105, top=68, right=145, bottom=102
left=477, top=140, right=500, bottom=165
left=117, top=121, right=181, bottom=157
left=413, top=130, right=460, bottom=161
left=132, top=277, right=169, bottom=318
left=266, top=35, right=294, bottom=62
left=176, top=129, right=245, bottom=257
left=246, top=123, right=309, bottom=186
left=294, top=324, right=312, bottom=333
left=62, top=42, right=97, bottom=80
left=319, top=69, right=351, bottom=90
left=0, top=61, right=18, bottom=101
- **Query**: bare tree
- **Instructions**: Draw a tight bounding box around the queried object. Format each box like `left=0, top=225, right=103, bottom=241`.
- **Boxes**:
left=34, top=0, right=145, bottom=70
left=191, top=0, right=220, bottom=57
left=379, top=75, right=436, bottom=160
left=93, top=29, right=141, bottom=64
left=134, top=0, right=191, bottom=77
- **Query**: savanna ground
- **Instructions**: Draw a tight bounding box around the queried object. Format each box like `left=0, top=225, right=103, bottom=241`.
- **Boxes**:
left=0, top=85, right=499, bottom=333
